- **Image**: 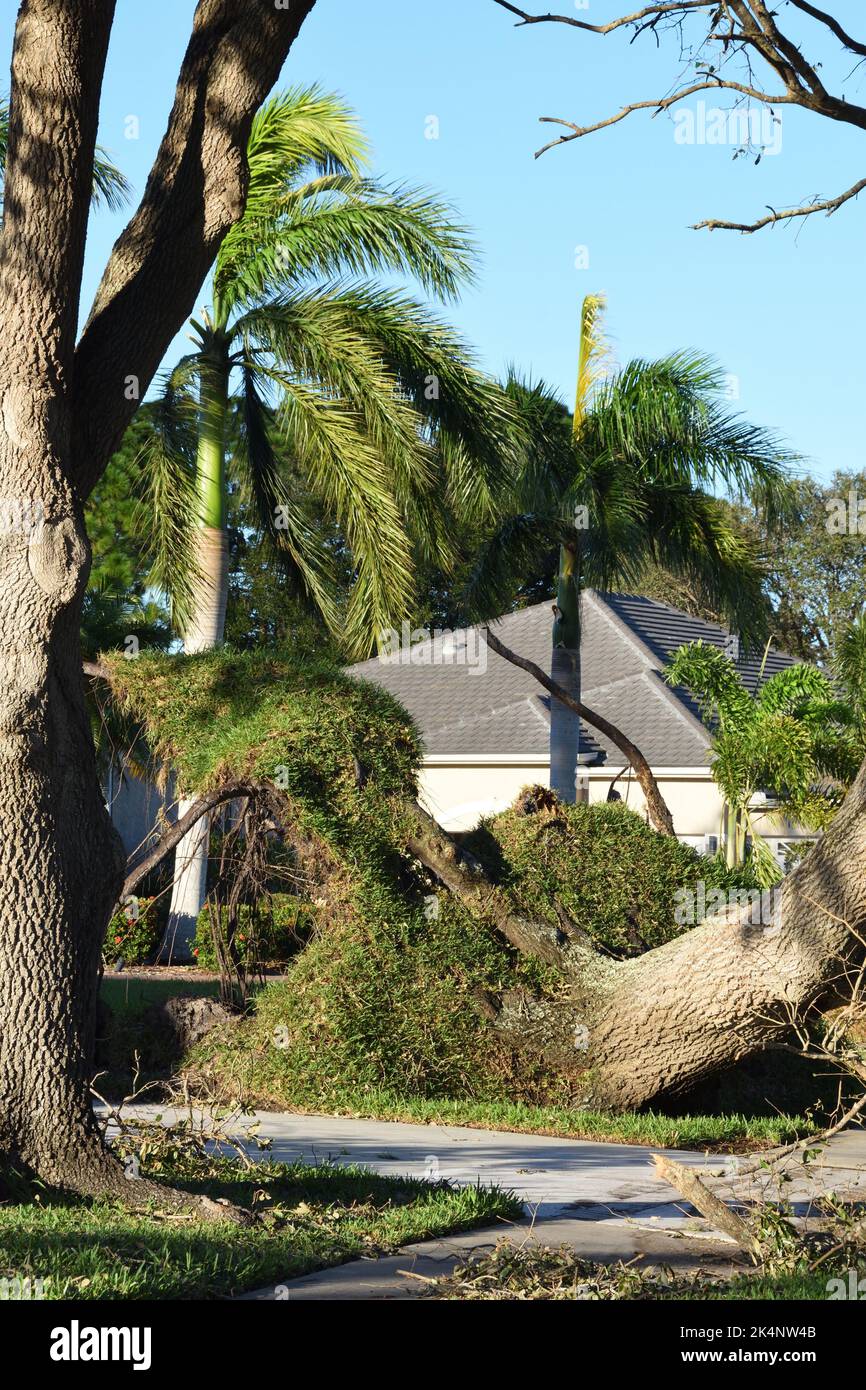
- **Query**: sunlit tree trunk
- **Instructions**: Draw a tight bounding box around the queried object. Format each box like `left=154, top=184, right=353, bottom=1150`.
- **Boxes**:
left=0, top=0, right=316, bottom=1191
left=549, top=543, right=586, bottom=803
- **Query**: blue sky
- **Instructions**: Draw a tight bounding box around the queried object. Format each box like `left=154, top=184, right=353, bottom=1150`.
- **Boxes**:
left=3, top=0, right=865, bottom=481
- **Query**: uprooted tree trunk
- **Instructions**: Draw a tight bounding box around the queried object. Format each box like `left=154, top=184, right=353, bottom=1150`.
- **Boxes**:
left=404, top=762, right=866, bottom=1110
left=134, top=763, right=866, bottom=1113
left=0, top=0, right=316, bottom=1203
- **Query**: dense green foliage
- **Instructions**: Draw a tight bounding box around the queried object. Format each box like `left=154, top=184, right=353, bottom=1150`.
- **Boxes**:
left=102, top=897, right=162, bottom=968
left=666, top=640, right=857, bottom=880
left=463, top=799, right=759, bottom=956
left=144, top=85, right=521, bottom=655
left=189, top=799, right=761, bottom=1109
left=103, top=648, right=769, bottom=1110
left=193, top=893, right=315, bottom=970
left=104, top=645, right=420, bottom=808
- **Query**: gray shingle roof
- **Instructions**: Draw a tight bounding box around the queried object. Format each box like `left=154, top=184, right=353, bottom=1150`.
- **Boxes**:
left=348, top=591, right=797, bottom=767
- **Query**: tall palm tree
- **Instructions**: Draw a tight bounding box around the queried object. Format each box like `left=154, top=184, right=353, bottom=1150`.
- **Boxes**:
left=142, top=86, right=521, bottom=956
left=465, top=293, right=796, bottom=806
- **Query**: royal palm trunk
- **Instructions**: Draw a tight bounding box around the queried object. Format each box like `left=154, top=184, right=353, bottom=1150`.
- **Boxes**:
left=549, top=542, right=587, bottom=803
left=161, top=346, right=230, bottom=961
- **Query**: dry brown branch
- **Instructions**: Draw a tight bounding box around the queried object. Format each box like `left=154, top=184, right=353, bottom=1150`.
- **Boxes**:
left=481, top=626, right=676, bottom=835
left=652, top=1152, right=761, bottom=1257
left=493, top=0, right=866, bottom=229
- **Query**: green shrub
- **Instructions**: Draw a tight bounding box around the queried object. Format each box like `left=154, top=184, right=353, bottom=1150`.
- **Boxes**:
left=102, top=896, right=162, bottom=967
left=193, top=893, right=315, bottom=971
left=462, top=799, right=758, bottom=956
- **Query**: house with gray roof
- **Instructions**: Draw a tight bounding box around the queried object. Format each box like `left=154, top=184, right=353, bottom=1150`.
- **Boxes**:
left=349, top=590, right=808, bottom=858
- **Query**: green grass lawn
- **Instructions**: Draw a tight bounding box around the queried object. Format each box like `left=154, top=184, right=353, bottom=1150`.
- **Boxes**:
left=100, top=975, right=815, bottom=1152
left=0, top=1156, right=519, bottom=1300
left=276, top=1089, right=814, bottom=1152
left=101, top=973, right=220, bottom=1016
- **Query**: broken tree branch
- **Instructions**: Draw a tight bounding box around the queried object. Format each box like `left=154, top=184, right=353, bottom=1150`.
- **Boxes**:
left=404, top=800, right=589, bottom=971
left=652, top=1152, right=761, bottom=1257
left=122, top=782, right=256, bottom=899
left=481, top=627, right=676, bottom=836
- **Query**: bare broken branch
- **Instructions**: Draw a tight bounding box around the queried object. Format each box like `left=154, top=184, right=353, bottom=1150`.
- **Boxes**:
left=493, top=0, right=866, bottom=230
left=481, top=626, right=676, bottom=836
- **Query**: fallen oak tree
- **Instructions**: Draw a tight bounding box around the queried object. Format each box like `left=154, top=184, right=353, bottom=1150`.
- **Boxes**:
left=92, top=644, right=866, bottom=1113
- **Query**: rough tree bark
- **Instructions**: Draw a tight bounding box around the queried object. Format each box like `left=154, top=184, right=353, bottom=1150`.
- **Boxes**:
left=0, top=0, right=316, bottom=1197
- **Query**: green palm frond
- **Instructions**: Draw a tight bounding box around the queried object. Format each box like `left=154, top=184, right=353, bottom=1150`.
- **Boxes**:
left=233, top=368, right=342, bottom=633
left=238, top=290, right=440, bottom=510
left=254, top=364, right=416, bottom=657
left=462, top=512, right=562, bottom=622
left=833, top=611, right=866, bottom=735
left=222, top=180, right=477, bottom=311
left=503, top=372, right=575, bottom=514
left=639, top=485, right=769, bottom=646
left=297, top=282, right=520, bottom=513
left=585, top=352, right=797, bottom=509
left=665, top=640, right=754, bottom=730
left=244, top=85, right=369, bottom=204
left=91, top=144, right=132, bottom=211
left=135, top=363, right=202, bottom=631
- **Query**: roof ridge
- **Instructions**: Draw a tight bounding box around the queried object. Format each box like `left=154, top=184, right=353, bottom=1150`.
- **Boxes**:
left=587, top=592, right=713, bottom=745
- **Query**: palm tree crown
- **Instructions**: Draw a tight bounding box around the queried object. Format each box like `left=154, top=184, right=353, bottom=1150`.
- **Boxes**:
left=462, top=293, right=797, bottom=805
left=143, top=85, right=519, bottom=657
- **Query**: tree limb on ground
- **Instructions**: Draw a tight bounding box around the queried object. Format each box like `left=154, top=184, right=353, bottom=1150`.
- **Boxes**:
left=652, top=1152, right=762, bottom=1257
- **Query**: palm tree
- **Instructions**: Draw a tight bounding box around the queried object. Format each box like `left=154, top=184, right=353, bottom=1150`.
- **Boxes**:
left=464, top=293, right=796, bottom=807
left=665, top=641, right=856, bottom=883
left=833, top=610, right=866, bottom=746
left=142, top=86, right=521, bottom=956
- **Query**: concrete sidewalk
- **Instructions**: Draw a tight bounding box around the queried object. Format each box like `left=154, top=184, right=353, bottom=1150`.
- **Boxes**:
left=114, top=1104, right=866, bottom=1300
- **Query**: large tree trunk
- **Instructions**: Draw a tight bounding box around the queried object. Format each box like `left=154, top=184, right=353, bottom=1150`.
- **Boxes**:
left=0, top=0, right=316, bottom=1194
left=0, top=0, right=123, bottom=1189
left=406, top=758, right=866, bottom=1109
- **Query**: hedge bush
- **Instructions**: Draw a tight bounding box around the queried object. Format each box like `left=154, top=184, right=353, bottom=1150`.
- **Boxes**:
left=193, top=893, right=315, bottom=971
left=102, top=896, right=162, bottom=967
left=462, top=798, right=761, bottom=956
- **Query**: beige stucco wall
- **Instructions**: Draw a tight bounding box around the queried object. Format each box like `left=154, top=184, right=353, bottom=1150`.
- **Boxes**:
left=419, top=756, right=812, bottom=855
